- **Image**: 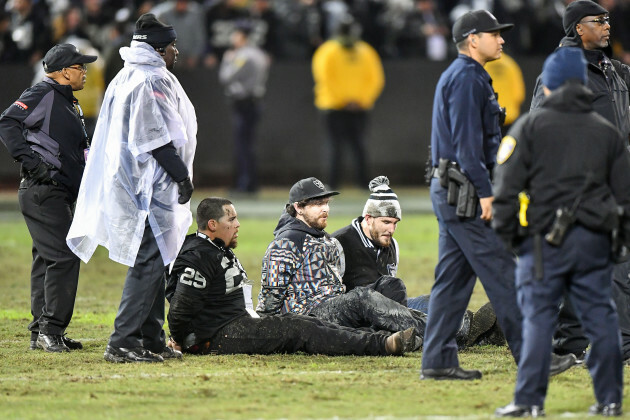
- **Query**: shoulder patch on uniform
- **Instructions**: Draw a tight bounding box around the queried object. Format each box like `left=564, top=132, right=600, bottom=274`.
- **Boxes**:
left=12, top=101, right=28, bottom=111
left=497, top=135, right=516, bottom=165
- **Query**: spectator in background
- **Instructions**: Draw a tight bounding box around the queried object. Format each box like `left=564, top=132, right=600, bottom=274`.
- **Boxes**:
left=84, top=0, right=117, bottom=51
left=0, top=9, right=19, bottom=62
left=8, top=0, right=51, bottom=65
left=608, top=0, right=630, bottom=64
left=249, top=0, right=282, bottom=59
left=219, top=20, right=269, bottom=194
left=530, top=0, right=572, bottom=56
left=484, top=52, right=526, bottom=135
left=153, top=0, right=206, bottom=69
left=397, top=0, right=449, bottom=60
left=312, top=14, right=384, bottom=189
left=272, top=0, right=323, bottom=59
left=204, top=0, right=249, bottom=68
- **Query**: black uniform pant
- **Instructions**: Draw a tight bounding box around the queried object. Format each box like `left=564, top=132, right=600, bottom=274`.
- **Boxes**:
left=191, top=313, right=390, bottom=356
left=514, top=227, right=622, bottom=407
left=323, top=110, right=369, bottom=189
left=422, top=179, right=522, bottom=370
left=108, top=222, right=166, bottom=353
left=18, top=178, right=80, bottom=337
left=554, top=260, right=630, bottom=361
left=310, top=287, right=426, bottom=336
left=232, top=98, right=261, bottom=193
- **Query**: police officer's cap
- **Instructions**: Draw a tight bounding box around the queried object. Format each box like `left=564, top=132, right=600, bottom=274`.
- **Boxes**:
left=452, top=10, right=514, bottom=44
left=288, top=177, right=339, bottom=203
left=43, top=44, right=97, bottom=73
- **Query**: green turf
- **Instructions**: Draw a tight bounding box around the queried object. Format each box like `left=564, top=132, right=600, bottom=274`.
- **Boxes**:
left=0, top=208, right=627, bottom=419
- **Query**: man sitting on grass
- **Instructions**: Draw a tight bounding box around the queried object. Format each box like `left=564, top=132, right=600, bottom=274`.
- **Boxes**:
left=166, top=197, right=416, bottom=356
left=331, top=175, right=501, bottom=348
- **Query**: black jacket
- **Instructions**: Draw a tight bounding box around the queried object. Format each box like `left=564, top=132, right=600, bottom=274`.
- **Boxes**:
left=166, top=233, right=249, bottom=347
left=530, top=40, right=630, bottom=138
left=332, top=217, right=399, bottom=291
left=0, top=78, right=88, bottom=198
left=493, top=82, right=630, bottom=245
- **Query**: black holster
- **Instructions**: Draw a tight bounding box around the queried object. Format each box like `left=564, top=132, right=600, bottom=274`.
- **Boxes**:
left=438, top=158, right=478, bottom=218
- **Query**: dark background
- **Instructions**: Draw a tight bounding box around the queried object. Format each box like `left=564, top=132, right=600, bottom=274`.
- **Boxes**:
left=0, top=56, right=545, bottom=188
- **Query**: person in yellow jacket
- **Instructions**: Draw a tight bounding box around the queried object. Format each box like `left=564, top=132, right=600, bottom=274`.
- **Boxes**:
left=484, top=52, right=525, bottom=134
left=312, top=15, right=384, bottom=189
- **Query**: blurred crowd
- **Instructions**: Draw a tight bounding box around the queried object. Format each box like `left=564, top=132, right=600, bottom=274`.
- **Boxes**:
left=4, top=0, right=630, bottom=76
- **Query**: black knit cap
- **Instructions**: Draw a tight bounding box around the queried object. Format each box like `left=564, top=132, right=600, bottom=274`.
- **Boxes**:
left=133, top=13, right=177, bottom=49
left=563, top=0, right=608, bottom=37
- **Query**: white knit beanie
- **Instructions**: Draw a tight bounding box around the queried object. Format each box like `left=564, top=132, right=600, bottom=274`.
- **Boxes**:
left=362, top=176, right=402, bottom=220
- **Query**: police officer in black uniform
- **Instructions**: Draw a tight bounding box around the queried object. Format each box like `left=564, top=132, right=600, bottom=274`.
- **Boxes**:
left=493, top=47, right=629, bottom=418
left=0, top=44, right=96, bottom=353
left=420, top=10, right=523, bottom=381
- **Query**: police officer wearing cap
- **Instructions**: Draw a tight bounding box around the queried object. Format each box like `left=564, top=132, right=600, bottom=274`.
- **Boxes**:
left=493, top=47, right=629, bottom=418
left=421, top=10, right=524, bottom=380
left=0, top=43, right=96, bottom=353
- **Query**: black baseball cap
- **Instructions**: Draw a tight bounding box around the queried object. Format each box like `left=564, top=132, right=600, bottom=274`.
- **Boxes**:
left=43, top=43, right=97, bottom=73
left=452, top=10, right=514, bottom=43
left=288, top=177, right=339, bottom=203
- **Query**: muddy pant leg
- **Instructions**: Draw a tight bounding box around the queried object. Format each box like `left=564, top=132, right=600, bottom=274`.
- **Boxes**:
left=371, top=275, right=408, bottom=306
left=311, top=288, right=426, bottom=336
left=206, top=313, right=389, bottom=356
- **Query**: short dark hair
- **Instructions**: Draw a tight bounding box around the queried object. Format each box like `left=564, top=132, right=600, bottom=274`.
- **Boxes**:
left=196, top=197, right=233, bottom=230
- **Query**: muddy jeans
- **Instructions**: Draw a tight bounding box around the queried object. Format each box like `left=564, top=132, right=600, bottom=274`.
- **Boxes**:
left=310, top=287, right=427, bottom=337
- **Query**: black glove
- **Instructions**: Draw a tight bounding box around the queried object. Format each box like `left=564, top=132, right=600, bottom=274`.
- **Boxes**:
left=177, top=177, right=194, bottom=204
left=27, top=159, right=52, bottom=184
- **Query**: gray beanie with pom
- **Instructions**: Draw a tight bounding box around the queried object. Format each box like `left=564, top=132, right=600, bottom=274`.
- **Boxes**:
left=362, top=176, right=402, bottom=220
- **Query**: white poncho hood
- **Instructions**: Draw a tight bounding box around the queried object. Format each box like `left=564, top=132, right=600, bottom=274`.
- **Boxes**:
left=67, top=42, right=197, bottom=266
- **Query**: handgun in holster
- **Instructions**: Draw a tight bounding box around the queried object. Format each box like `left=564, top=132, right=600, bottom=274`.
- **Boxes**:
left=438, top=158, right=478, bottom=218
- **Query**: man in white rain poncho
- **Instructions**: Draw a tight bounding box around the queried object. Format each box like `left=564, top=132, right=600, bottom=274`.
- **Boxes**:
left=67, top=14, right=197, bottom=363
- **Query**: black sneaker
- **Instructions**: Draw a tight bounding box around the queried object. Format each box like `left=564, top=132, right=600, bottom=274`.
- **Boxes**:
left=37, top=333, right=70, bottom=353
left=103, top=345, right=164, bottom=363
left=61, top=334, right=83, bottom=350
left=29, top=340, right=40, bottom=350
left=159, top=346, right=183, bottom=360
left=589, top=403, right=622, bottom=417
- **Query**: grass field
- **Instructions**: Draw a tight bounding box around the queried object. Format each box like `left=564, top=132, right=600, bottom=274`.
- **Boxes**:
left=0, top=190, right=628, bottom=419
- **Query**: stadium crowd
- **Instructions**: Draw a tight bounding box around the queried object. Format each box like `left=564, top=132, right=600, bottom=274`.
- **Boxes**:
left=4, top=0, right=630, bottom=72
